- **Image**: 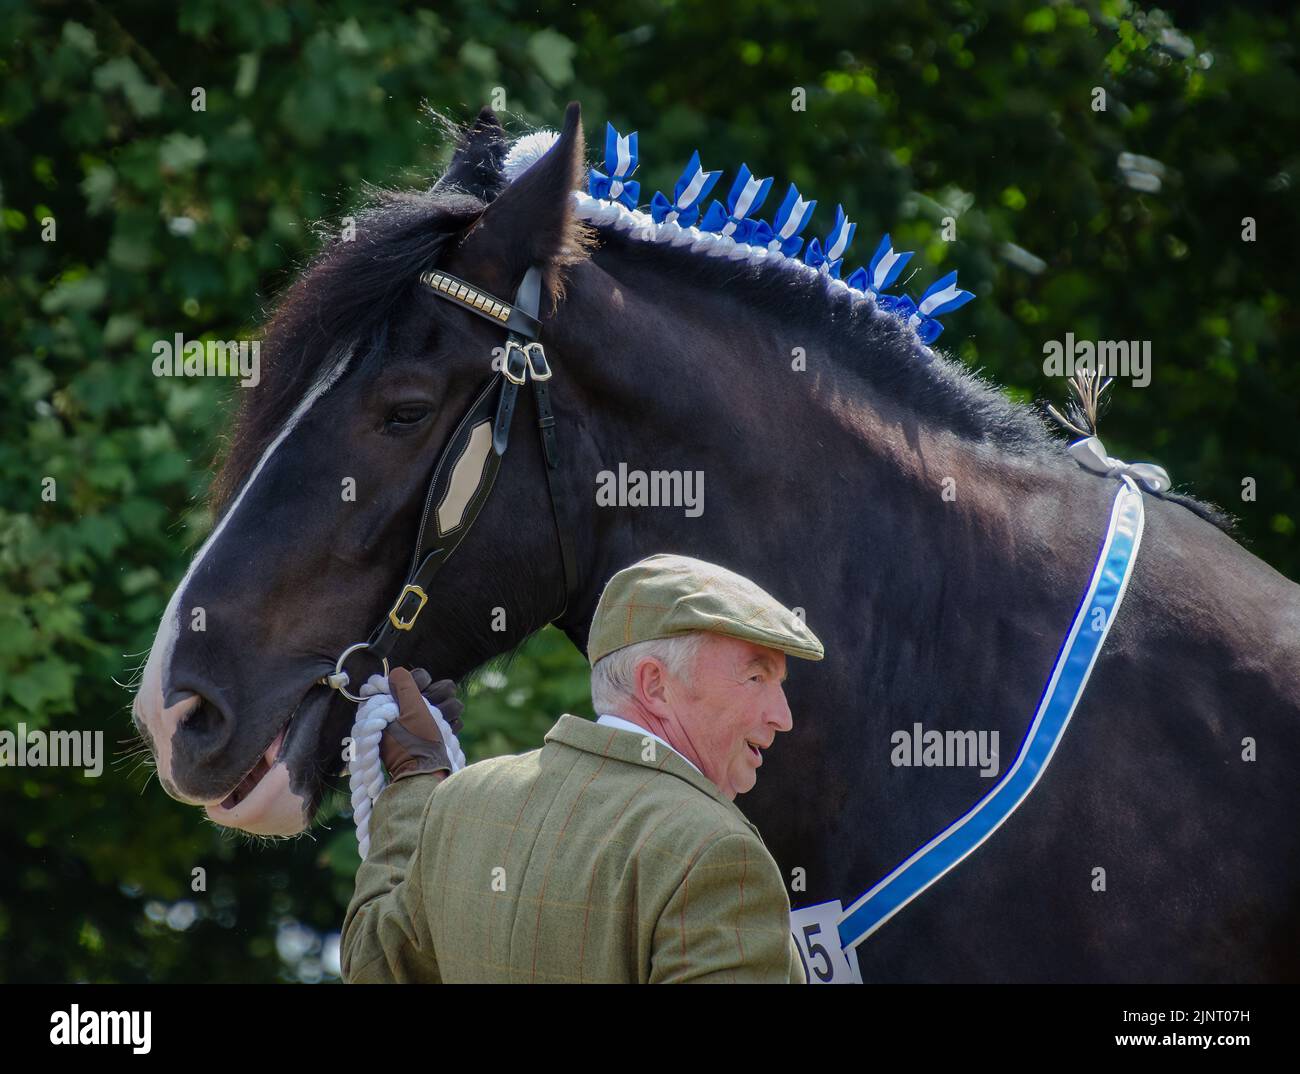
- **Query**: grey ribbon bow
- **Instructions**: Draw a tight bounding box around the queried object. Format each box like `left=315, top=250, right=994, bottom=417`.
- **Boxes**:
left=1068, top=436, right=1171, bottom=494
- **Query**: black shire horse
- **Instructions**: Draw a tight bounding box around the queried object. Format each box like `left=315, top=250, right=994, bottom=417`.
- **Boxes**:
left=133, top=103, right=1300, bottom=982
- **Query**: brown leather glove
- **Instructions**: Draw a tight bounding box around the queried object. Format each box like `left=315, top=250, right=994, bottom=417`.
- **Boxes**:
left=410, top=668, right=465, bottom=737
left=380, top=667, right=464, bottom=784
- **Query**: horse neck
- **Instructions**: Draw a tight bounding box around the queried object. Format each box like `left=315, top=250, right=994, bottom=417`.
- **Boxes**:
left=544, top=245, right=1086, bottom=670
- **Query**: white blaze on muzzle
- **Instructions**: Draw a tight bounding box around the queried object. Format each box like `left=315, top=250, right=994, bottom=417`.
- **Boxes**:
left=136, top=343, right=356, bottom=801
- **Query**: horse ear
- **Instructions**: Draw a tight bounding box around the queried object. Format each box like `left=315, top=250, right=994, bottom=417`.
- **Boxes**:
left=447, top=101, right=591, bottom=306
left=433, top=106, right=507, bottom=201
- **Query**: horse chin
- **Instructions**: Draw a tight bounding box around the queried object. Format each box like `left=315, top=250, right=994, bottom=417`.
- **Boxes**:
left=202, top=685, right=343, bottom=837
left=204, top=760, right=309, bottom=836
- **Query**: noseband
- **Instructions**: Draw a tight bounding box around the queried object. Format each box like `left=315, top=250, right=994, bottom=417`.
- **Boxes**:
left=319, top=265, right=579, bottom=701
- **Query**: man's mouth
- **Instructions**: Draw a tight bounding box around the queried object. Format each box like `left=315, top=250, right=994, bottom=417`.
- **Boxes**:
left=218, top=724, right=287, bottom=811
left=746, top=739, right=765, bottom=764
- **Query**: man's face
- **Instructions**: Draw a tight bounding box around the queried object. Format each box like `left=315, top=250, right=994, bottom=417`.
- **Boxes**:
left=666, top=635, right=792, bottom=799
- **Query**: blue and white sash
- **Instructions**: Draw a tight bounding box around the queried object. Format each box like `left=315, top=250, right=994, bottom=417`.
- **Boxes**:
left=789, top=456, right=1160, bottom=977
left=836, top=475, right=1146, bottom=950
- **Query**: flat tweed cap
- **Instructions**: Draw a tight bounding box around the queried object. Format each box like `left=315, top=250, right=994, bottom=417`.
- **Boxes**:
left=587, top=553, right=825, bottom=666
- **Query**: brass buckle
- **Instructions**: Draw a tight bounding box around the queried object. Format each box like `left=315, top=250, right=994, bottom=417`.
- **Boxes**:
left=502, top=340, right=529, bottom=385
left=387, top=583, right=428, bottom=631
left=523, top=342, right=552, bottom=381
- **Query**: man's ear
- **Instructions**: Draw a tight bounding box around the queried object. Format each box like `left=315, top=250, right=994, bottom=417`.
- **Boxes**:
left=635, top=656, right=672, bottom=715
left=433, top=106, right=507, bottom=202
left=445, top=101, right=591, bottom=308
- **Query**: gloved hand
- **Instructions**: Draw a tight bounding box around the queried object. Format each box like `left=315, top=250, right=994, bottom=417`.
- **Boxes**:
left=410, top=668, right=464, bottom=737
left=380, top=667, right=464, bottom=783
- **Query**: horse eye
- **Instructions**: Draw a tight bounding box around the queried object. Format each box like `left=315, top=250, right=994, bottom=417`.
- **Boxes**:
left=386, top=404, right=432, bottom=428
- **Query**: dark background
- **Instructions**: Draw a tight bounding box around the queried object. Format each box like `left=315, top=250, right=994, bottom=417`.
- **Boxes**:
left=1, top=0, right=1296, bottom=981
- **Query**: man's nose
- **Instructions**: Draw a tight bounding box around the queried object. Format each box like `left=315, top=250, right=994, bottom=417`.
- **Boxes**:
left=770, top=689, right=794, bottom=733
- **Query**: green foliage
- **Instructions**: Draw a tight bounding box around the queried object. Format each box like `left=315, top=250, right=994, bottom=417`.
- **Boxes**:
left=1, top=0, right=1295, bottom=982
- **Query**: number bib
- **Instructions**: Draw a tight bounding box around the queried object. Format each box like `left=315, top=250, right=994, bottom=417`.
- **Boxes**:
left=790, top=900, right=863, bottom=984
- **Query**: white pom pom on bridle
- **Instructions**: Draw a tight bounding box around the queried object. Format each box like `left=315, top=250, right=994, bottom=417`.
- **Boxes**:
left=348, top=673, right=466, bottom=860
left=503, top=130, right=559, bottom=183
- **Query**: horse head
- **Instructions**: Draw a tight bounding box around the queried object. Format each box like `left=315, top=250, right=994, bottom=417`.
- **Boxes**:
left=132, top=103, right=594, bottom=836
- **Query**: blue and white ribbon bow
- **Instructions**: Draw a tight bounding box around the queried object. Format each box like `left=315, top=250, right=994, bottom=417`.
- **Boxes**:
left=581, top=117, right=977, bottom=343
left=846, top=233, right=914, bottom=296
left=803, top=204, right=856, bottom=277
left=881, top=272, right=974, bottom=344
left=757, top=183, right=816, bottom=257
left=1068, top=436, right=1171, bottom=493
left=650, top=150, right=722, bottom=227
left=699, top=164, right=774, bottom=241
left=588, top=123, right=640, bottom=210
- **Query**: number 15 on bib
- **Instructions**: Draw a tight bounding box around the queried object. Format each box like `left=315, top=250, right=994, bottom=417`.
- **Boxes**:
left=790, top=900, right=863, bottom=984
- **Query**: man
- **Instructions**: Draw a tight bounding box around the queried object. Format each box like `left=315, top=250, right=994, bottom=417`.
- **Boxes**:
left=342, top=553, right=824, bottom=983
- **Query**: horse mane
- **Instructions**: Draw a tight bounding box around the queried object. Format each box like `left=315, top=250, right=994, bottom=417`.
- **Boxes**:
left=564, top=161, right=1236, bottom=535
left=591, top=222, right=1056, bottom=454
left=207, top=189, right=484, bottom=513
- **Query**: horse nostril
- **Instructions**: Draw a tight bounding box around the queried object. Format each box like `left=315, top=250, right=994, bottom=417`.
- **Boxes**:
left=173, top=691, right=237, bottom=760
left=164, top=688, right=199, bottom=710
left=185, top=695, right=223, bottom=733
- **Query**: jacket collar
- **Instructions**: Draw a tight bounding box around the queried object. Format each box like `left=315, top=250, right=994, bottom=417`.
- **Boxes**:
left=544, top=714, right=761, bottom=838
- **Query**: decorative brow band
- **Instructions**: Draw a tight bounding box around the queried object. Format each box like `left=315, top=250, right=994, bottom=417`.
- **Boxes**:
left=418, top=270, right=513, bottom=324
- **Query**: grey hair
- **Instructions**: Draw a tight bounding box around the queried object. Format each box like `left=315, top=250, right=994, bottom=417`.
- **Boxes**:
left=590, top=632, right=706, bottom=715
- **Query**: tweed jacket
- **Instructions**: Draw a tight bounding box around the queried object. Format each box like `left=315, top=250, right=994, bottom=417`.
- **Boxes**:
left=341, top=713, right=804, bottom=983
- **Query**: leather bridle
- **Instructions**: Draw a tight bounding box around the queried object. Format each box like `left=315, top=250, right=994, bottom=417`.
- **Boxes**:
left=319, top=265, right=579, bottom=701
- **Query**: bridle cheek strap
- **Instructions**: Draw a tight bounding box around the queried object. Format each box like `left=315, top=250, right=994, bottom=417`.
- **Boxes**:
left=320, top=265, right=579, bottom=701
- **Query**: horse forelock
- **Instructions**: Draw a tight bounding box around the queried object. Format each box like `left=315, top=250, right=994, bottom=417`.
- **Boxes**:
left=208, top=190, right=483, bottom=515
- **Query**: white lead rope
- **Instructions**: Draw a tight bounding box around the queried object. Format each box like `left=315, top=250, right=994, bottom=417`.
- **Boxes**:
left=346, top=673, right=466, bottom=860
